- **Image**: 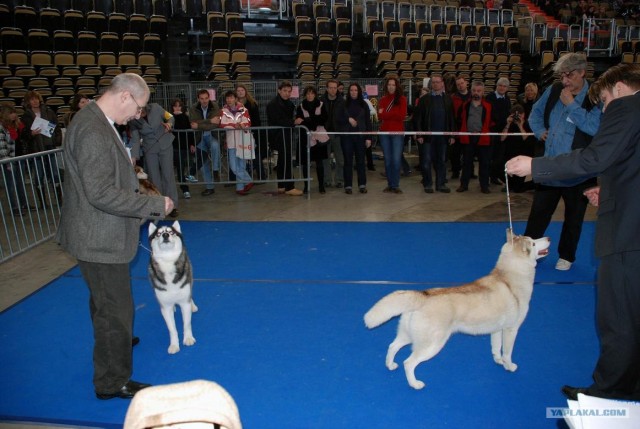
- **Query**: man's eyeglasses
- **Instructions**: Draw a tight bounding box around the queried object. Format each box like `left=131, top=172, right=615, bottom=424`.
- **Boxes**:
left=130, top=94, right=144, bottom=113
left=559, top=69, right=577, bottom=79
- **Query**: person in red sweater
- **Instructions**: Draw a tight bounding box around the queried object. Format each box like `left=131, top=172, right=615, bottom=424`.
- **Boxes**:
left=377, top=75, right=408, bottom=193
left=456, top=80, right=494, bottom=194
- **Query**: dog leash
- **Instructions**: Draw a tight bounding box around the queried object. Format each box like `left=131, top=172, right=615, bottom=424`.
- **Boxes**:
left=504, top=166, right=514, bottom=245
left=138, top=220, right=160, bottom=254
left=139, top=242, right=152, bottom=254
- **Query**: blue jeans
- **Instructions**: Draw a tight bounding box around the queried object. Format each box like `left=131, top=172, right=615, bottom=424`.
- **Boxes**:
left=32, top=149, right=61, bottom=188
left=2, top=161, right=28, bottom=209
left=227, top=148, right=252, bottom=191
left=379, top=134, right=404, bottom=189
left=196, top=133, right=220, bottom=189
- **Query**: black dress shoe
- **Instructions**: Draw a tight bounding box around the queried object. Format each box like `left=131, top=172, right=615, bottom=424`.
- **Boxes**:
left=132, top=336, right=140, bottom=347
left=561, top=385, right=589, bottom=400
left=96, top=380, right=151, bottom=400
left=201, top=188, right=215, bottom=196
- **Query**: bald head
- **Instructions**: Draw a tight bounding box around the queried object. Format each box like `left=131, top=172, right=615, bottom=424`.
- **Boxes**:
left=98, top=73, right=150, bottom=125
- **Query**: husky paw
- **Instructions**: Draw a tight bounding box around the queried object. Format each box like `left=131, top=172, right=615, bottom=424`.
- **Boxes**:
left=184, top=336, right=196, bottom=346
left=409, top=380, right=426, bottom=390
left=387, top=361, right=398, bottom=371
left=191, top=303, right=199, bottom=313
left=503, top=362, right=518, bottom=372
left=493, top=355, right=504, bottom=365
left=168, top=344, right=180, bottom=354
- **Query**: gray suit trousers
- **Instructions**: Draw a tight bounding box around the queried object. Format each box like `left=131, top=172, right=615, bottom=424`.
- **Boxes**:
left=78, top=260, right=133, bottom=394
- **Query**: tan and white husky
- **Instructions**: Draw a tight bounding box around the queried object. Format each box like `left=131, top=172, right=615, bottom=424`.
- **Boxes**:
left=364, top=230, right=550, bottom=389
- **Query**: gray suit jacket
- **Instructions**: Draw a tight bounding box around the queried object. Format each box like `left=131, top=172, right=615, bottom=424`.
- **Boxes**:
left=532, top=92, right=640, bottom=258
left=56, top=102, right=166, bottom=263
left=129, top=103, right=175, bottom=158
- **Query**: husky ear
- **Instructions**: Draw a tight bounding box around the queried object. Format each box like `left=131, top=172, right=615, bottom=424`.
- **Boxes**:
left=172, top=220, right=181, bottom=233
left=148, top=222, right=157, bottom=237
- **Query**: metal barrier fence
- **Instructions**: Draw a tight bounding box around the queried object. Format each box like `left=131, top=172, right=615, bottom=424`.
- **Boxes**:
left=170, top=125, right=312, bottom=192
left=0, top=150, right=65, bottom=263
left=0, top=126, right=313, bottom=263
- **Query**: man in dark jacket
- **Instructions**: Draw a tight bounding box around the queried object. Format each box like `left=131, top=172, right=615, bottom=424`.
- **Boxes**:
left=414, top=74, right=456, bottom=193
left=486, top=77, right=512, bottom=185
left=321, top=80, right=347, bottom=188
left=506, top=62, right=640, bottom=403
left=266, top=81, right=303, bottom=196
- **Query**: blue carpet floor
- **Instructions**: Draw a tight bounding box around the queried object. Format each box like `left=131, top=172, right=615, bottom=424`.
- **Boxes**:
left=0, top=221, right=599, bottom=428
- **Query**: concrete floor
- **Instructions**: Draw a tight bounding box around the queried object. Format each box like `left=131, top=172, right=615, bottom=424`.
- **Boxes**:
left=0, top=163, right=597, bottom=428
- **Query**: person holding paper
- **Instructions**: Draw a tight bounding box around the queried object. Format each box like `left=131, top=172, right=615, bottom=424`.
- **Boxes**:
left=20, top=90, right=63, bottom=207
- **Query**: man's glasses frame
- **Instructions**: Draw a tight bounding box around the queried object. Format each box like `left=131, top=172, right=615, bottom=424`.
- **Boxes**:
left=130, top=94, right=144, bottom=113
left=559, top=69, right=578, bottom=79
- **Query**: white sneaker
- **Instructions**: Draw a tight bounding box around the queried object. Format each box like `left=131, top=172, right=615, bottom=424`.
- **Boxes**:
left=183, top=191, right=191, bottom=199
left=555, top=258, right=572, bottom=271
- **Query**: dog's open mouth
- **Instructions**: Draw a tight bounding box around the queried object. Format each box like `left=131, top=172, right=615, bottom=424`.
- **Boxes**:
left=538, top=249, right=549, bottom=257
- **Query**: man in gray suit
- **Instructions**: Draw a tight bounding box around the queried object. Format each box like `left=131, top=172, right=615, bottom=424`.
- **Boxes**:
left=56, top=74, right=173, bottom=400
left=506, top=63, right=640, bottom=402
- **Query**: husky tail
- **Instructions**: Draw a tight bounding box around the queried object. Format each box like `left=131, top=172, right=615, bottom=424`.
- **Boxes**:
left=364, top=290, right=428, bottom=328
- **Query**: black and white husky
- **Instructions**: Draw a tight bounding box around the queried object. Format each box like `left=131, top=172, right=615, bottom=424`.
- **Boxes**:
left=148, top=221, right=198, bottom=354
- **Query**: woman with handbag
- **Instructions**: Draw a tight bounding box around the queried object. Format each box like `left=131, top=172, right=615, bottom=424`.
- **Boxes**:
left=295, top=85, right=329, bottom=194
left=342, top=83, right=372, bottom=194
left=218, top=90, right=255, bottom=196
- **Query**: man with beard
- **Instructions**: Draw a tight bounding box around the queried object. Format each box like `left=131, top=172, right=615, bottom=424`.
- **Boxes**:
left=456, top=80, right=493, bottom=194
